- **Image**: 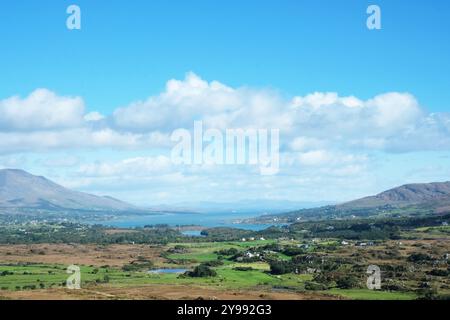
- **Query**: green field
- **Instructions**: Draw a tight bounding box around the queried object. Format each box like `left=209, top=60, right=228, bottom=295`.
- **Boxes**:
left=1, top=262, right=422, bottom=300
left=1, top=226, right=448, bottom=300
left=0, top=238, right=429, bottom=300
left=328, top=289, right=417, bottom=300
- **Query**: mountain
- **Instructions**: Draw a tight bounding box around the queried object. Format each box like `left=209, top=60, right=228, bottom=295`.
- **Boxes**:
left=251, top=181, right=450, bottom=223
left=341, top=181, right=450, bottom=209
left=169, top=200, right=334, bottom=214
left=0, top=169, right=138, bottom=214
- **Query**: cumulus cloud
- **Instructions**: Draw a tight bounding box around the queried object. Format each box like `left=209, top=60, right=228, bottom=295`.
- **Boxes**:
left=0, top=88, right=172, bottom=153
left=84, top=111, right=105, bottom=122
left=0, top=89, right=85, bottom=131
left=112, top=72, right=450, bottom=153
left=287, top=91, right=426, bottom=151
left=1, top=72, right=449, bottom=157
left=63, top=151, right=372, bottom=204
left=113, top=72, right=290, bottom=132
left=78, top=156, right=173, bottom=177
left=40, top=156, right=80, bottom=168
left=0, top=129, right=171, bottom=154
left=4, top=73, right=449, bottom=204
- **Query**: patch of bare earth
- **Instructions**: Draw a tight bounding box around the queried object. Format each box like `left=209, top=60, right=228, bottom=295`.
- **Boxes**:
left=0, top=285, right=343, bottom=300
left=103, top=229, right=139, bottom=235
left=0, top=244, right=165, bottom=267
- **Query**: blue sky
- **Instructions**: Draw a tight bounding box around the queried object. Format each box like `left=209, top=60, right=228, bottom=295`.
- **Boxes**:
left=2, top=0, right=450, bottom=112
left=0, top=1, right=450, bottom=207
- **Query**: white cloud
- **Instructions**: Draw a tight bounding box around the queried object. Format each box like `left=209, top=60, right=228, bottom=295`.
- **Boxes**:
left=113, top=72, right=290, bottom=132
left=84, top=111, right=105, bottom=122
left=368, top=92, right=422, bottom=131
left=3, top=74, right=450, bottom=205
left=78, top=156, right=173, bottom=177
left=0, top=89, right=85, bottom=131
left=291, top=92, right=363, bottom=109
left=112, top=72, right=450, bottom=153
left=0, top=129, right=171, bottom=154
left=290, top=137, right=326, bottom=152
left=297, top=150, right=332, bottom=166
left=1, top=73, right=449, bottom=156
left=40, top=155, right=80, bottom=167
left=283, top=149, right=368, bottom=171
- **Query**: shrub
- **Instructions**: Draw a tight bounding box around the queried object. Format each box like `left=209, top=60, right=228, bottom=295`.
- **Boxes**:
left=233, top=267, right=254, bottom=271
left=336, top=276, right=359, bottom=289
left=185, top=264, right=217, bottom=277
left=122, top=260, right=153, bottom=272
left=23, top=285, right=37, bottom=290
left=203, top=260, right=224, bottom=267
left=382, top=279, right=407, bottom=291
left=269, top=261, right=293, bottom=275
left=282, top=247, right=306, bottom=256
left=408, top=253, right=432, bottom=263
left=304, top=281, right=329, bottom=291
left=427, top=269, right=449, bottom=277
left=215, top=248, right=239, bottom=256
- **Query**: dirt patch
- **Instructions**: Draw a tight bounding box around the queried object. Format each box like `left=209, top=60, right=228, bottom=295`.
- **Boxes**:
left=0, top=284, right=344, bottom=300
left=103, top=229, right=140, bottom=235
left=0, top=244, right=165, bottom=267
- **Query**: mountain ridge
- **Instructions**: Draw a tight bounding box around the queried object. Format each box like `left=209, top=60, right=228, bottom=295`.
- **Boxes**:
left=252, top=180, right=450, bottom=223
left=0, top=169, right=138, bottom=214
left=340, top=181, right=450, bottom=209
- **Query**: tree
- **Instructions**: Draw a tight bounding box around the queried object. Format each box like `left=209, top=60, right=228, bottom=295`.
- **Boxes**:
left=336, top=276, right=359, bottom=289
left=185, top=264, right=217, bottom=277
left=269, top=261, right=292, bottom=275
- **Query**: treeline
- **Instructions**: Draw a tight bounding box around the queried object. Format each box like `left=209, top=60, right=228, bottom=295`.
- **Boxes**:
left=257, top=203, right=436, bottom=223
left=200, top=227, right=253, bottom=241
left=0, top=223, right=183, bottom=245
left=1, top=213, right=448, bottom=245
left=287, top=213, right=450, bottom=240
left=200, top=214, right=450, bottom=242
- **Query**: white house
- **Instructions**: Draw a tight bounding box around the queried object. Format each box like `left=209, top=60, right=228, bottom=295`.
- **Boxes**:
left=245, top=252, right=260, bottom=258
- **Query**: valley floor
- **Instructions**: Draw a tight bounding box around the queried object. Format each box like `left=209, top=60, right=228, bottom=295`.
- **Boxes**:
left=1, top=234, right=448, bottom=300
left=0, top=284, right=341, bottom=300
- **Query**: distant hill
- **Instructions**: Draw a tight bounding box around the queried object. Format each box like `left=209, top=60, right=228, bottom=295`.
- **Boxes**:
left=170, top=200, right=334, bottom=214
left=341, top=181, right=450, bottom=209
left=252, top=181, right=450, bottom=223
left=0, top=169, right=138, bottom=214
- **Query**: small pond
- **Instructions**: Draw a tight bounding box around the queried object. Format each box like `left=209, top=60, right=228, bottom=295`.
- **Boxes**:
left=148, top=268, right=188, bottom=274
left=181, top=230, right=204, bottom=237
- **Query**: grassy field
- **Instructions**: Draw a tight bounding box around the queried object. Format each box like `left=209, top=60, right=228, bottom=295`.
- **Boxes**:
left=165, top=240, right=282, bottom=264
left=1, top=262, right=421, bottom=300
left=1, top=236, right=448, bottom=300
left=328, top=289, right=417, bottom=300
left=0, top=264, right=109, bottom=290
